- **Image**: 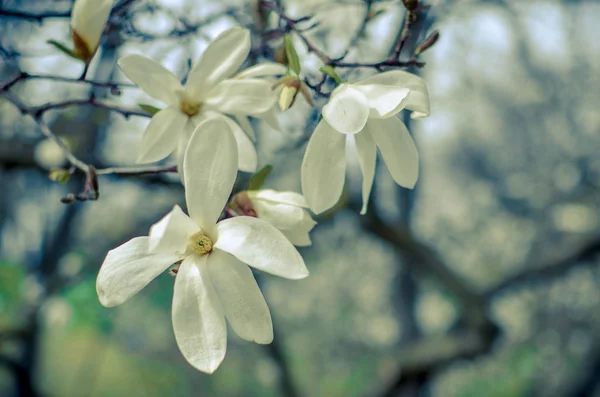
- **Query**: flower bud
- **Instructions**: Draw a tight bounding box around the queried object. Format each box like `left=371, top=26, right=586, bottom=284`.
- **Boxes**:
left=232, top=190, right=317, bottom=247
left=70, top=0, right=113, bottom=63
left=273, top=76, right=313, bottom=111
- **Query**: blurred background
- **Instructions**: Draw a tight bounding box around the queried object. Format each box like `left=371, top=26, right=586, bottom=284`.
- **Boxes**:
left=1, top=0, right=599, bottom=396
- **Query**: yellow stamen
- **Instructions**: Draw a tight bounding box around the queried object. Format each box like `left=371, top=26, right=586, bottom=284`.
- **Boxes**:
left=180, top=99, right=201, bottom=116
left=190, top=233, right=213, bottom=255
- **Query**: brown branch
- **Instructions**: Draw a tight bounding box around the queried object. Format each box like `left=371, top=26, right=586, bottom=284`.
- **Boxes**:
left=0, top=8, right=70, bottom=21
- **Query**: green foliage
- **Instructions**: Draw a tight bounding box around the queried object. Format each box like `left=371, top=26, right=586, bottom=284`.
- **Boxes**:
left=284, top=34, right=301, bottom=75
left=320, top=65, right=342, bottom=85
left=248, top=164, right=273, bottom=191
left=138, top=104, right=161, bottom=115
left=0, top=262, right=25, bottom=326
left=61, top=275, right=112, bottom=333
left=49, top=169, right=71, bottom=184
left=47, top=40, right=82, bottom=61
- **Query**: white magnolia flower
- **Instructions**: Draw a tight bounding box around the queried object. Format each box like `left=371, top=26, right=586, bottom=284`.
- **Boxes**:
left=117, top=27, right=276, bottom=173
left=71, top=0, right=113, bottom=62
left=301, top=70, right=430, bottom=214
left=96, top=117, right=309, bottom=373
left=231, top=62, right=288, bottom=140
left=233, top=190, right=317, bottom=246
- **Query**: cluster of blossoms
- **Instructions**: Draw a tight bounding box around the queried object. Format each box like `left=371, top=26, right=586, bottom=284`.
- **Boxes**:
left=71, top=0, right=430, bottom=373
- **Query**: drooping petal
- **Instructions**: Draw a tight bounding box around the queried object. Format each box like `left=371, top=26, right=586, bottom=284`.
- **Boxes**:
left=234, top=62, right=288, bottom=79
left=353, top=130, right=377, bottom=214
left=96, top=237, right=179, bottom=307
left=204, top=79, right=276, bottom=116
left=322, top=84, right=369, bottom=135
left=215, top=217, right=309, bottom=280
left=251, top=199, right=306, bottom=231
left=367, top=117, right=419, bottom=188
left=71, top=0, right=112, bottom=55
left=353, top=85, right=410, bottom=118
left=208, top=249, right=273, bottom=344
left=233, top=115, right=256, bottom=141
left=148, top=205, right=198, bottom=255
left=185, top=27, right=251, bottom=97
left=248, top=190, right=308, bottom=208
left=184, top=117, right=238, bottom=234
left=301, top=120, right=347, bottom=214
left=136, top=106, right=188, bottom=164
left=221, top=116, right=257, bottom=173
left=172, top=255, right=227, bottom=374
left=118, top=54, right=183, bottom=105
left=355, top=70, right=430, bottom=119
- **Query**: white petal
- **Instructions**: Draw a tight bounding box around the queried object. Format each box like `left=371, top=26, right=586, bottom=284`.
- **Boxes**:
left=234, top=115, right=256, bottom=141
left=96, top=237, right=179, bottom=307
left=71, top=0, right=112, bottom=54
left=322, top=84, right=369, bottom=135
left=353, top=85, right=410, bottom=118
left=205, top=79, right=276, bottom=116
left=184, top=117, right=238, bottom=234
left=251, top=199, right=306, bottom=231
left=148, top=205, right=198, bottom=255
left=185, top=27, right=251, bottom=97
left=175, top=119, right=197, bottom=182
left=222, top=116, right=257, bottom=173
left=367, top=117, right=419, bottom=188
left=353, top=130, right=377, bottom=214
left=301, top=120, right=347, bottom=214
left=208, top=249, right=273, bottom=344
left=118, top=54, right=183, bottom=105
left=215, top=217, right=309, bottom=280
left=281, top=228, right=312, bottom=247
left=234, top=62, right=288, bottom=79
left=260, top=107, right=282, bottom=131
left=248, top=190, right=308, bottom=208
left=356, top=70, right=430, bottom=119
left=136, top=106, right=188, bottom=164
left=172, top=255, right=227, bottom=374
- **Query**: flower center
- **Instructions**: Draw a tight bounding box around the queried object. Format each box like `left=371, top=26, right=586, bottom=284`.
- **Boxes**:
left=180, top=99, right=202, bottom=117
left=189, top=232, right=213, bottom=255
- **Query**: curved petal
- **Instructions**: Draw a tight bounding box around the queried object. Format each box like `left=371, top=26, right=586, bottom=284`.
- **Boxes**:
left=149, top=205, right=199, bottom=255
left=205, top=79, right=276, bottom=116
left=367, top=117, right=419, bottom=188
left=353, top=85, right=410, bottom=118
left=251, top=199, right=306, bottom=231
left=71, top=0, right=112, bottom=54
left=136, top=106, right=188, bottom=164
left=281, top=228, right=313, bottom=247
left=355, top=70, right=430, bottom=119
left=261, top=107, right=282, bottom=131
left=185, top=27, right=251, bottom=97
left=301, top=120, right=347, bottom=214
left=172, top=255, right=227, bottom=374
left=96, top=237, right=179, bottom=307
left=233, top=115, right=256, bottom=141
left=215, top=217, right=309, bottom=280
left=118, top=54, right=182, bottom=105
left=184, top=117, right=238, bottom=234
left=322, top=84, right=369, bottom=135
left=175, top=119, right=197, bottom=182
left=353, top=130, right=377, bottom=214
left=222, top=116, right=257, bottom=173
left=235, top=62, right=288, bottom=79
left=208, top=249, right=273, bottom=344
left=248, top=190, right=308, bottom=208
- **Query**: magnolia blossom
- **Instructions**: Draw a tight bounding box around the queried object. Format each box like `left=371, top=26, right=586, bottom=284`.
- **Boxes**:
left=301, top=70, right=430, bottom=214
left=231, top=62, right=288, bottom=140
left=70, top=0, right=113, bottom=62
left=117, top=27, right=276, bottom=173
left=96, top=117, right=309, bottom=373
left=233, top=190, right=317, bottom=246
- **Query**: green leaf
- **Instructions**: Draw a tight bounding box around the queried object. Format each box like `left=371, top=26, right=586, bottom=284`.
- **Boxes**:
left=138, top=104, right=161, bottom=115
left=47, top=40, right=83, bottom=61
left=283, top=34, right=301, bottom=75
left=248, top=165, right=273, bottom=191
left=49, top=169, right=71, bottom=184
left=319, top=65, right=342, bottom=85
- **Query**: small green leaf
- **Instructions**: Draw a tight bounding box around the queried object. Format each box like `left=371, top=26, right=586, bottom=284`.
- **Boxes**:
left=248, top=165, right=273, bottom=191
left=319, top=65, right=342, bottom=85
left=49, top=169, right=71, bottom=184
left=138, top=104, right=161, bottom=115
left=47, top=40, right=83, bottom=61
left=284, top=34, right=301, bottom=75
